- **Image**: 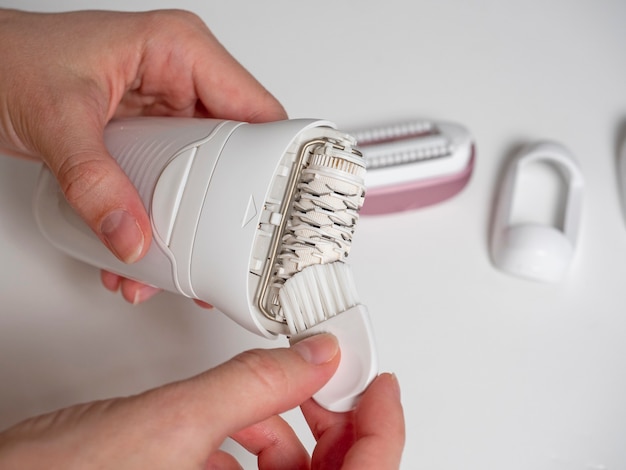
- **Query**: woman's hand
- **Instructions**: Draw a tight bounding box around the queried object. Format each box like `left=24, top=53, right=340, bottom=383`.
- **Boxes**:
left=0, top=8, right=287, bottom=304
left=0, top=334, right=405, bottom=469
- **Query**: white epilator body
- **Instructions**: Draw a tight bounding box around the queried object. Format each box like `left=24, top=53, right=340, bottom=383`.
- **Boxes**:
left=33, top=117, right=377, bottom=411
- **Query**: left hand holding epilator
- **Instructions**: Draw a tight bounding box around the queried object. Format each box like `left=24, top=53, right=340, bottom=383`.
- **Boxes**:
left=0, top=335, right=405, bottom=469
left=0, top=8, right=287, bottom=305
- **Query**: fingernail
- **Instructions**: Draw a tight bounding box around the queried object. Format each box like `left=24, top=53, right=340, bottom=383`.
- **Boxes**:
left=390, top=373, right=402, bottom=401
left=132, top=285, right=161, bottom=305
left=194, top=299, right=215, bottom=309
left=292, top=334, right=339, bottom=365
left=100, top=210, right=144, bottom=263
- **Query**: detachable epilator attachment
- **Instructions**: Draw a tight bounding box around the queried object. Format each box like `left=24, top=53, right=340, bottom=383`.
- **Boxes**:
left=349, top=120, right=475, bottom=215
left=491, top=141, right=584, bottom=282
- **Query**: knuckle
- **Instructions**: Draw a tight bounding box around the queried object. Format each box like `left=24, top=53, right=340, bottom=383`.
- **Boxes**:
left=231, top=349, right=291, bottom=396
left=145, top=9, right=207, bottom=35
left=167, top=9, right=205, bottom=26
left=57, top=155, right=110, bottom=213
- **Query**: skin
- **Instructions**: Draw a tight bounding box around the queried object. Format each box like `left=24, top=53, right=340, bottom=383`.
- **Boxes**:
left=0, top=8, right=286, bottom=304
left=0, top=9, right=405, bottom=469
left=0, top=334, right=405, bottom=469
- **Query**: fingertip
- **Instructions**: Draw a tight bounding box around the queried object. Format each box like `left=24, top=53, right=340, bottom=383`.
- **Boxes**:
left=132, top=285, right=162, bottom=305
left=192, top=44, right=288, bottom=125
left=99, top=209, right=147, bottom=264
left=390, top=373, right=402, bottom=401
left=119, top=278, right=161, bottom=304
left=101, top=270, right=121, bottom=292
left=53, top=154, right=152, bottom=265
left=194, top=299, right=215, bottom=309
left=45, top=120, right=151, bottom=265
left=330, top=372, right=405, bottom=470
left=356, top=373, right=404, bottom=418
left=245, top=98, right=288, bottom=123
left=182, top=341, right=340, bottom=435
left=290, top=333, right=340, bottom=366
left=205, top=450, right=244, bottom=470
left=355, top=371, right=405, bottom=445
left=376, top=372, right=402, bottom=403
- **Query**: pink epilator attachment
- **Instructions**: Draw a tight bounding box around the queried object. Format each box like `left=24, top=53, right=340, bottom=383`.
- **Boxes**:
left=350, top=120, right=475, bottom=215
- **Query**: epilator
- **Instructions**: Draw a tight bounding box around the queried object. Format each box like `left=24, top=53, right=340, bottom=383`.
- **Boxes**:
left=33, top=117, right=377, bottom=412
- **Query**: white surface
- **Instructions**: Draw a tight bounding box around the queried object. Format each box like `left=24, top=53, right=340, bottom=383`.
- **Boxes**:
left=1, top=0, right=626, bottom=468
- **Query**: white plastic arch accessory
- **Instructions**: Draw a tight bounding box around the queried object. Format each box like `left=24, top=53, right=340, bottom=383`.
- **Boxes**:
left=490, top=141, right=584, bottom=282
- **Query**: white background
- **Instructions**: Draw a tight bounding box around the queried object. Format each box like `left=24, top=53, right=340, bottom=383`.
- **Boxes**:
left=1, top=1, right=626, bottom=469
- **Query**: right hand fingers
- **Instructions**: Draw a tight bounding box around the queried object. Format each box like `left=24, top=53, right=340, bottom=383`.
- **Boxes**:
left=301, top=373, right=406, bottom=470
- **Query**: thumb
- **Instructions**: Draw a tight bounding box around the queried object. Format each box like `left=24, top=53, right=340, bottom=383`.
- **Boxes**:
left=157, top=334, right=340, bottom=445
left=0, top=335, right=340, bottom=469
left=43, top=113, right=151, bottom=264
